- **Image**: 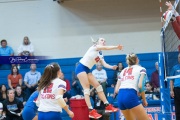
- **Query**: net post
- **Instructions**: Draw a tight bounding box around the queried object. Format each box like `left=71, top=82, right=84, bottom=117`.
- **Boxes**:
left=158, top=53, right=171, bottom=120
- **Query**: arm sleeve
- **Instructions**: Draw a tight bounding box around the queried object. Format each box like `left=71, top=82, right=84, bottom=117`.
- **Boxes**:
left=37, top=72, right=41, bottom=81
left=170, top=66, right=175, bottom=81
left=24, top=73, right=28, bottom=83
left=139, top=74, right=146, bottom=93
left=2, top=101, right=7, bottom=112
left=103, top=69, right=108, bottom=79
left=19, top=74, right=22, bottom=79
left=0, top=103, right=3, bottom=111
left=18, top=100, right=24, bottom=110
left=58, top=81, right=67, bottom=92
left=29, top=44, right=34, bottom=53
left=10, top=47, right=14, bottom=55
left=17, top=45, right=22, bottom=54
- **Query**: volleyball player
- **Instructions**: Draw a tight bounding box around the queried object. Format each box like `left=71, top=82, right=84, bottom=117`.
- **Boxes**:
left=115, top=53, right=149, bottom=120
left=75, top=38, right=123, bottom=119
left=37, top=63, right=74, bottom=120
left=22, top=90, right=39, bottom=120
left=165, top=1, right=180, bottom=39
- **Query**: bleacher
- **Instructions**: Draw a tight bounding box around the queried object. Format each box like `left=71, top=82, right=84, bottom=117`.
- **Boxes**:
left=0, top=52, right=159, bottom=88
left=0, top=52, right=159, bottom=120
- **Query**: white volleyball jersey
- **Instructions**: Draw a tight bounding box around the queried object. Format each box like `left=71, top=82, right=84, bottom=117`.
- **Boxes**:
left=80, top=45, right=104, bottom=69
left=118, top=65, right=146, bottom=92
left=38, top=78, right=66, bottom=112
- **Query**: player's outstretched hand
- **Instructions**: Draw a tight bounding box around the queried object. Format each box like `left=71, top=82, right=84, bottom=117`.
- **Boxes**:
left=68, top=110, right=74, bottom=118
left=166, top=1, right=173, bottom=10
left=112, top=65, right=118, bottom=70
left=117, top=45, right=123, bottom=50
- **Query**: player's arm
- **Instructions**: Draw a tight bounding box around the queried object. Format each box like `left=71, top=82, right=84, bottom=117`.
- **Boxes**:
left=170, top=80, right=174, bottom=98
left=56, top=89, right=74, bottom=118
left=115, top=80, right=121, bottom=94
left=138, top=73, right=148, bottom=107
left=96, top=45, right=123, bottom=51
left=100, top=59, right=117, bottom=70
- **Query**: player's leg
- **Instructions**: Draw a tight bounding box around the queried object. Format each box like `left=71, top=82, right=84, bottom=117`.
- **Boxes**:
left=77, top=72, right=92, bottom=108
left=88, top=73, right=118, bottom=112
left=88, top=73, right=107, bottom=103
left=121, top=109, right=135, bottom=120
left=130, top=104, right=149, bottom=120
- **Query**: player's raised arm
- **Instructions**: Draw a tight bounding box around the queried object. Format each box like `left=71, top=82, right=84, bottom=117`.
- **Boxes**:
left=96, top=44, right=123, bottom=51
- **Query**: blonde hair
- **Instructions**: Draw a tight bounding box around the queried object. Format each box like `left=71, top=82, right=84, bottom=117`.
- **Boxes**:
left=126, top=53, right=138, bottom=66
left=91, top=37, right=105, bottom=45
left=91, top=37, right=98, bottom=45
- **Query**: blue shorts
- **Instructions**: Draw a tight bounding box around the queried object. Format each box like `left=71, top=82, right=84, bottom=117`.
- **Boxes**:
left=75, top=62, right=90, bottom=75
left=117, top=89, right=141, bottom=110
left=22, top=106, right=36, bottom=120
left=38, top=111, right=62, bottom=120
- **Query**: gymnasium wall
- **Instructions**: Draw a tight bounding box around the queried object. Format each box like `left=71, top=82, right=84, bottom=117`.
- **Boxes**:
left=0, top=0, right=162, bottom=59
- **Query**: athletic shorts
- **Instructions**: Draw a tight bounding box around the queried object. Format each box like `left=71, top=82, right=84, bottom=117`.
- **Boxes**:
left=117, top=89, right=141, bottom=110
left=38, top=111, right=62, bottom=120
left=22, top=106, right=36, bottom=120
left=75, top=62, right=90, bottom=75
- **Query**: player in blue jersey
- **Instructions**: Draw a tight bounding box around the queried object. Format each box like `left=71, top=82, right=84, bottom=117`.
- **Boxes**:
left=22, top=91, right=39, bottom=120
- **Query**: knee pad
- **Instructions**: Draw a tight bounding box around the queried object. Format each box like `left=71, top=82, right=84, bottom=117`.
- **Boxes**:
left=96, top=85, right=103, bottom=92
left=83, top=89, right=90, bottom=96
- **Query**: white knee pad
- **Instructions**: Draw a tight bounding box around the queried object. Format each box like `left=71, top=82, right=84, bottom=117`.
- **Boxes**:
left=96, top=85, right=103, bottom=92
left=84, top=89, right=90, bottom=96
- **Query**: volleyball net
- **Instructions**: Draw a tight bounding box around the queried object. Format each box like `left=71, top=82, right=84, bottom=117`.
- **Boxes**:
left=160, top=0, right=180, bottom=77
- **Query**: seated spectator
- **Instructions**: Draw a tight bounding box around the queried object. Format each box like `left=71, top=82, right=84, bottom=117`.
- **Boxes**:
left=0, top=85, right=7, bottom=102
left=112, top=62, right=124, bottom=87
left=0, top=39, right=14, bottom=69
left=90, top=88, right=110, bottom=120
left=151, top=62, right=160, bottom=92
left=145, top=82, right=159, bottom=100
left=0, top=102, right=5, bottom=119
left=24, top=64, right=41, bottom=100
left=2, top=89, right=23, bottom=120
left=17, top=36, right=34, bottom=56
left=60, top=73, right=71, bottom=101
left=8, top=65, right=22, bottom=89
left=15, top=85, right=26, bottom=106
left=72, top=62, right=83, bottom=95
left=0, top=39, right=14, bottom=56
left=92, top=62, right=108, bottom=95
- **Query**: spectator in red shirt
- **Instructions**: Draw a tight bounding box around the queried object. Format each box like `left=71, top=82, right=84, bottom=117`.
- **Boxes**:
left=8, top=65, right=22, bottom=89
left=151, top=62, right=160, bottom=92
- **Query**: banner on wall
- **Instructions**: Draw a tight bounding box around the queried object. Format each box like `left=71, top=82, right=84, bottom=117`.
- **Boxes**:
left=119, top=106, right=175, bottom=120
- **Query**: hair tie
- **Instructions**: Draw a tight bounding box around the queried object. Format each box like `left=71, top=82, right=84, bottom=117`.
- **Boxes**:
left=46, top=64, right=54, bottom=68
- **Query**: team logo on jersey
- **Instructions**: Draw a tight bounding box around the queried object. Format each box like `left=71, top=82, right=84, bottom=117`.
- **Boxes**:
left=99, top=51, right=102, bottom=55
left=58, top=84, right=66, bottom=89
left=140, top=69, right=146, bottom=73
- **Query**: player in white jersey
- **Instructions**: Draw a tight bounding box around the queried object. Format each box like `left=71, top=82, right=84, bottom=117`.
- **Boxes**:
left=37, top=63, right=74, bottom=120
left=115, top=53, right=149, bottom=120
left=75, top=38, right=123, bottom=119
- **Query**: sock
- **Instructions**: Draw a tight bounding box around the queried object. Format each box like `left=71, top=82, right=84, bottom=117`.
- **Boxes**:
left=104, top=101, right=109, bottom=106
left=88, top=106, right=93, bottom=111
